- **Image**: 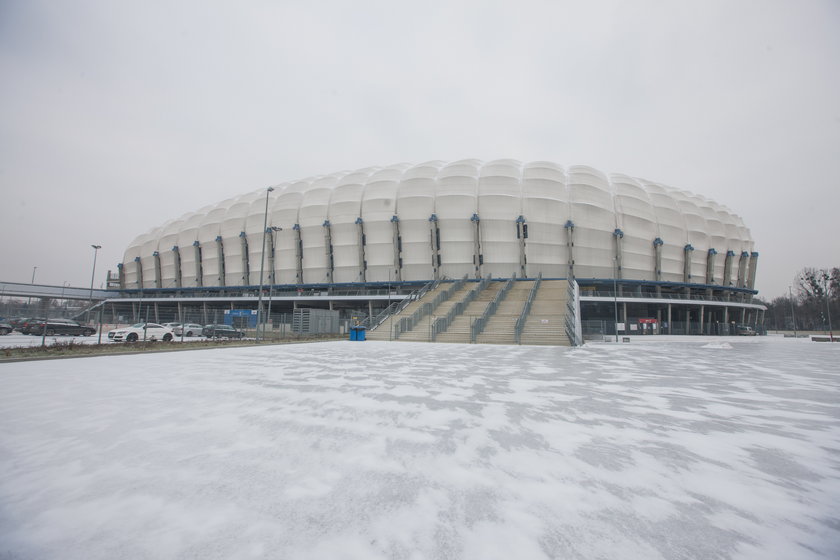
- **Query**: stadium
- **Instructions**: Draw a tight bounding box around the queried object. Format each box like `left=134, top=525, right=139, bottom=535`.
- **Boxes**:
left=115, top=159, right=765, bottom=343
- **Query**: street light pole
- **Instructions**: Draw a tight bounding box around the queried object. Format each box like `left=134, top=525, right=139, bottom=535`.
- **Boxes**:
left=823, top=272, right=834, bottom=342
left=789, top=285, right=797, bottom=339
left=89, top=245, right=101, bottom=322
left=28, top=266, right=37, bottom=306
left=255, top=186, right=274, bottom=342
left=613, top=257, right=619, bottom=342
left=266, top=226, right=281, bottom=341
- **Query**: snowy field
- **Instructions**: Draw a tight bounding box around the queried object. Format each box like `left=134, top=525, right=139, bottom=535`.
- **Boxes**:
left=1, top=338, right=838, bottom=560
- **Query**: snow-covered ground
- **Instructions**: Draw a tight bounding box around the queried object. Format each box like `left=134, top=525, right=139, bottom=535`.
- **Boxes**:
left=1, top=338, right=838, bottom=559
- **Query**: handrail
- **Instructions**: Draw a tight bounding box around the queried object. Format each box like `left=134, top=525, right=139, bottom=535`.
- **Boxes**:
left=471, top=278, right=513, bottom=342
left=367, top=278, right=437, bottom=331
left=515, top=273, right=542, bottom=344
left=394, top=275, right=466, bottom=339
left=431, top=276, right=489, bottom=340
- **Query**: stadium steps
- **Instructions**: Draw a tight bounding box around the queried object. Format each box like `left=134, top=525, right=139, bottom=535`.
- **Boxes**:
left=366, top=283, right=450, bottom=341
left=519, top=280, right=572, bottom=346
left=435, top=282, right=502, bottom=344
left=475, top=281, right=531, bottom=345
left=396, top=284, right=473, bottom=342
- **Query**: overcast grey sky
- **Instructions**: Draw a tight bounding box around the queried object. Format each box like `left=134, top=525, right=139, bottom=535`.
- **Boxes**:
left=1, top=0, right=838, bottom=300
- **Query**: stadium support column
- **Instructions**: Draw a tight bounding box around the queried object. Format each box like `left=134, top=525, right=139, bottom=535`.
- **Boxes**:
left=653, top=237, right=663, bottom=297
left=613, top=229, right=624, bottom=296
left=516, top=216, right=527, bottom=278
left=471, top=213, right=482, bottom=279
left=737, top=251, right=749, bottom=288
left=747, top=251, right=759, bottom=291
left=391, top=216, right=402, bottom=282
left=293, top=224, right=303, bottom=283
left=239, top=232, right=249, bottom=284
left=152, top=251, right=162, bottom=288
left=172, top=246, right=182, bottom=288
left=706, top=248, right=717, bottom=297
left=323, top=220, right=334, bottom=283
left=193, top=241, right=203, bottom=287
left=355, top=218, right=366, bottom=283
left=723, top=250, right=735, bottom=301
left=429, top=214, right=441, bottom=280
left=565, top=220, right=575, bottom=279
left=683, top=244, right=694, bottom=283
left=737, top=251, right=749, bottom=303
left=134, top=257, right=143, bottom=290
left=215, top=236, right=225, bottom=287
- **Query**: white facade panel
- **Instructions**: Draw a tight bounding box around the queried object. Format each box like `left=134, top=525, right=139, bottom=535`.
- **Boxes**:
left=157, top=216, right=187, bottom=289
left=568, top=167, right=615, bottom=279
left=270, top=182, right=305, bottom=284
left=521, top=162, right=568, bottom=278
left=436, top=160, right=479, bottom=278
left=175, top=209, right=210, bottom=288
left=396, top=163, right=439, bottom=281
left=613, top=175, right=657, bottom=281
left=196, top=205, right=229, bottom=287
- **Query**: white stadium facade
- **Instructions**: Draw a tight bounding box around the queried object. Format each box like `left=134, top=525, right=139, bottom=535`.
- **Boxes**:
left=115, top=159, right=765, bottom=340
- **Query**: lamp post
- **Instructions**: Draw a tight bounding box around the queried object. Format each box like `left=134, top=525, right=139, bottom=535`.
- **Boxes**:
left=255, top=186, right=274, bottom=342
left=822, top=272, right=834, bottom=342
left=613, top=257, right=619, bottom=342
left=265, top=226, right=282, bottom=341
left=89, top=245, right=101, bottom=322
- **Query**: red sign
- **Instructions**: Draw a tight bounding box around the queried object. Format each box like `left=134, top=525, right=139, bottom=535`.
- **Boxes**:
left=638, top=318, right=658, bottom=324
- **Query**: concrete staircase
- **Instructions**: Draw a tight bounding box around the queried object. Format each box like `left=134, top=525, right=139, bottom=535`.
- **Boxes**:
left=365, top=283, right=449, bottom=341
left=397, top=283, right=472, bottom=342
left=435, top=282, right=502, bottom=343
left=367, top=278, right=573, bottom=346
left=519, top=280, right=571, bottom=346
left=475, top=281, right=530, bottom=345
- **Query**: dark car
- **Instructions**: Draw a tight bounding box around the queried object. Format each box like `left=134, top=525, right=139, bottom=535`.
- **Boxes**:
left=9, top=317, right=33, bottom=331
left=202, top=324, right=245, bottom=339
left=17, top=318, right=46, bottom=333
left=0, top=322, right=12, bottom=335
left=23, top=319, right=97, bottom=337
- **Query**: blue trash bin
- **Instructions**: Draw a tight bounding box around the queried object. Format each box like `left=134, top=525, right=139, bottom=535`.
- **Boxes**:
left=357, top=326, right=366, bottom=341
left=349, top=327, right=358, bottom=341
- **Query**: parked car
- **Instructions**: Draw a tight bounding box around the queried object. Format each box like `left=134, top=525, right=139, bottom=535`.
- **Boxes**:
left=108, top=323, right=174, bottom=342
left=202, top=324, right=245, bottom=339
left=173, top=323, right=204, bottom=337
left=12, top=317, right=40, bottom=332
left=23, top=319, right=97, bottom=336
left=736, top=325, right=757, bottom=336
left=0, top=322, right=12, bottom=335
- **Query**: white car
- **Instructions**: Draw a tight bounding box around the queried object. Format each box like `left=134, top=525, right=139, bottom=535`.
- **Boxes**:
left=108, top=323, right=174, bottom=342
left=173, top=323, right=203, bottom=337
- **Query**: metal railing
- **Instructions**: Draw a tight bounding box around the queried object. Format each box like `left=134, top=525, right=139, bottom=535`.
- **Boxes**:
left=394, top=275, right=467, bottom=339
left=514, top=273, right=542, bottom=344
left=431, top=276, right=489, bottom=341
left=367, top=278, right=438, bottom=331
left=580, top=290, right=753, bottom=303
left=471, top=278, right=513, bottom=343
